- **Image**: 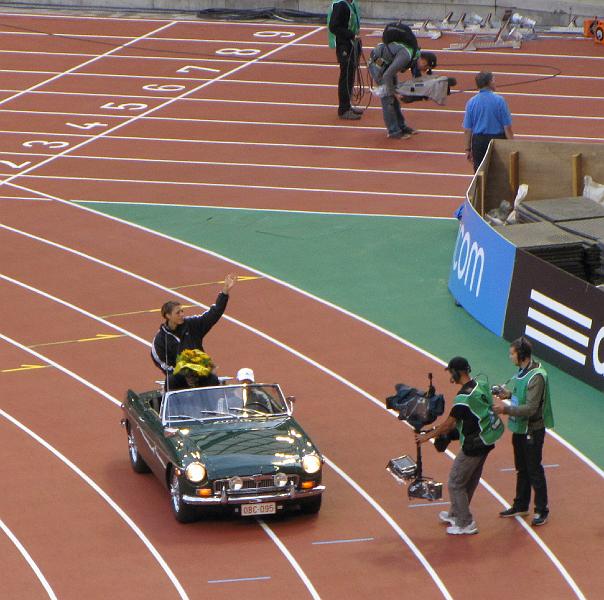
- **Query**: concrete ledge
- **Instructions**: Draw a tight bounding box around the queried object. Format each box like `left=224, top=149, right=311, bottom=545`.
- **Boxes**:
left=0, top=1, right=601, bottom=26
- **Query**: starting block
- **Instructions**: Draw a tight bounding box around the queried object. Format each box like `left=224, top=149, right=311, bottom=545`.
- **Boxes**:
left=548, top=16, right=584, bottom=34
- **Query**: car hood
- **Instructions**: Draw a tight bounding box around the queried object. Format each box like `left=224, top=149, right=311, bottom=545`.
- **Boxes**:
left=183, top=417, right=315, bottom=479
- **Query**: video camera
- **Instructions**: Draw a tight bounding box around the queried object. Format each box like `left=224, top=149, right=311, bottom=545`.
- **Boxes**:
left=385, top=373, right=445, bottom=501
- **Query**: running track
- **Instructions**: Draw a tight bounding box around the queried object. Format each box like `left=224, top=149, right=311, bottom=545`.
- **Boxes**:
left=0, top=11, right=603, bottom=600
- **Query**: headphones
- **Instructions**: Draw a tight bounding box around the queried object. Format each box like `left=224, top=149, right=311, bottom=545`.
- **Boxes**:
left=514, top=336, right=532, bottom=362
left=450, top=364, right=471, bottom=384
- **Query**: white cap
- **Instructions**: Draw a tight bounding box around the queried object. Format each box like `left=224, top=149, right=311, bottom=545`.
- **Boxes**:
left=236, top=367, right=255, bottom=383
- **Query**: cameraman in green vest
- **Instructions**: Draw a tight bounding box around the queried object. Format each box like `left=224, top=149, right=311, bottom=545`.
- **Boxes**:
left=416, top=357, right=504, bottom=535
left=493, top=337, right=554, bottom=526
left=328, top=0, right=363, bottom=120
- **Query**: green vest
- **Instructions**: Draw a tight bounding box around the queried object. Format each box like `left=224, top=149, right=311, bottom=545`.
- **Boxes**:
left=453, top=379, right=504, bottom=446
left=327, top=0, right=360, bottom=48
left=508, top=364, right=554, bottom=434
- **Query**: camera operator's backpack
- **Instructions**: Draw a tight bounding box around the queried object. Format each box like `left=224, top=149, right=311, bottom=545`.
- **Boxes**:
left=382, top=21, right=419, bottom=55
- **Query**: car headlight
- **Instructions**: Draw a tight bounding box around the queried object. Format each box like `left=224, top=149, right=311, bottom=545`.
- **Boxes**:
left=301, top=454, right=321, bottom=474
left=185, top=462, right=206, bottom=483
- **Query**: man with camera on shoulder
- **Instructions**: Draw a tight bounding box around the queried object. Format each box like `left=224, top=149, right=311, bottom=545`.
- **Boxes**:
left=415, top=356, right=503, bottom=535
left=492, top=337, right=554, bottom=527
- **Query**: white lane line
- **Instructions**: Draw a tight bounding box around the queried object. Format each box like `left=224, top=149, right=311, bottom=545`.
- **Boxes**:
left=258, top=520, right=321, bottom=600
left=1, top=269, right=455, bottom=599
left=324, top=457, right=452, bottom=600
left=0, top=24, right=325, bottom=191
left=0, top=21, right=176, bottom=110
left=0, top=518, right=58, bottom=600
left=208, top=576, right=271, bottom=584
left=80, top=201, right=457, bottom=220
left=0, top=153, right=470, bottom=179
left=311, top=537, right=374, bottom=545
left=408, top=501, right=451, bottom=508
left=500, top=465, right=560, bottom=472
left=0, top=343, right=188, bottom=600
left=1, top=225, right=588, bottom=600
left=9, top=175, right=465, bottom=200
left=8, top=202, right=603, bottom=489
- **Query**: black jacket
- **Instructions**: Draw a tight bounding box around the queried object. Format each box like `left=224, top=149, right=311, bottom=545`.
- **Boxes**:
left=151, top=292, right=228, bottom=374
left=329, top=0, right=356, bottom=45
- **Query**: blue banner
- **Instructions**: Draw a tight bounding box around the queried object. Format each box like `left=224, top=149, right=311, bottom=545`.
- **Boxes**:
left=448, top=200, right=516, bottom=335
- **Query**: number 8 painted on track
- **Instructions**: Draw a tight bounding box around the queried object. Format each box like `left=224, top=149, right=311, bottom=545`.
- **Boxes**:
left=216, top=48, right=260, bottom=56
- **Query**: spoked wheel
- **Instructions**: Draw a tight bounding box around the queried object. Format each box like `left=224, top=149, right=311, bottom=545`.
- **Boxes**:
left=169, top=470, right=198, bottom=523
left=127, top=428, right=150, bottom=473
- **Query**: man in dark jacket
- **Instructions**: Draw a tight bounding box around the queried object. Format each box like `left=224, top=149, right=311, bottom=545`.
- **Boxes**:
left=151, top=274, right=237, bottom=388
left=328, top=0, right=363, bottom=120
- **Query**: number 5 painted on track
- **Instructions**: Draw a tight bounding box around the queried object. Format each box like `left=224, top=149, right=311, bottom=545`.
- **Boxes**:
left=0, top=159, right=31, bottom=169
left=176, top=65, right=220, bottom=74
left=23, top=140, right=69, bottom=149
left=101, top=102, right=148, bottom=111
left=66, top=122, right=108, bottom=130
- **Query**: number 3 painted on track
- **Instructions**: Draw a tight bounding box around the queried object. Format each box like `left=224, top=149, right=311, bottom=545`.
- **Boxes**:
left=23, top=140, right=69, bottom=149
left=216, top=48, right=261, bottom=56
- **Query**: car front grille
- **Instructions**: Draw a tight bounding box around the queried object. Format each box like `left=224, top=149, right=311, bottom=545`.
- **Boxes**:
left=213, top=474, right=299, bottom=495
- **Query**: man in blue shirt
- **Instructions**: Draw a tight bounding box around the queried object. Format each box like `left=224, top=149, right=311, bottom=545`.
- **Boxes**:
left=463, top=71, right=514, bottom=171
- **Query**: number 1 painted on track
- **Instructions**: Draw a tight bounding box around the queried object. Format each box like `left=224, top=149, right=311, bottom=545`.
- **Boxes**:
left=66, top=122, right=108, bottom=130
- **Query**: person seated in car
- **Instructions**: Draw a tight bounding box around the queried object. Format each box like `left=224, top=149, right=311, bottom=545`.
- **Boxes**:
left=236, top=368, right=274, bottom=413
left=173, top=350, right=219, bottom=390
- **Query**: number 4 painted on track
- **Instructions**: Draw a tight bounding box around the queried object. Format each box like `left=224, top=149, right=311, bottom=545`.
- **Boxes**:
left=66, top=122, right=108, bottom=130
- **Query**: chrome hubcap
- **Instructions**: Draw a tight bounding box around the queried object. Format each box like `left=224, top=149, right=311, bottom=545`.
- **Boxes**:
left=170, top=474, right=181, bottom=512
left=128, top=432, right=138, bottom=462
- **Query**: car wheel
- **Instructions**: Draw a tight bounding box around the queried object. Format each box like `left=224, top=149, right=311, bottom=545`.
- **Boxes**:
left=596, top=27, right=604, bottom=42
left=169, top=470, right=198, bottom=523
left=299, top=495, right=322, bottom=514
left=127, top=428, right=151, bottom=473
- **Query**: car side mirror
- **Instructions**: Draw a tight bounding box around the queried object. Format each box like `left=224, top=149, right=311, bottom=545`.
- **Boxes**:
left=286, top=396, right=296, bottom=403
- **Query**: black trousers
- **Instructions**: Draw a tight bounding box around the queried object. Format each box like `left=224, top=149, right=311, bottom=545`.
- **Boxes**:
left=512, top=428, right=549, bottom=514
left=471, top=133, right=506, bottom=171
left=335, top=39, right=360, bottom=114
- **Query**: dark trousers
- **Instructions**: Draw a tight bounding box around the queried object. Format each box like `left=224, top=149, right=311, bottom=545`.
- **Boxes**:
left=335, top=40, right=360, bottom=114
left=512, top=429, right=549, bottom=514
left=471, top=133, right=506, bottom=171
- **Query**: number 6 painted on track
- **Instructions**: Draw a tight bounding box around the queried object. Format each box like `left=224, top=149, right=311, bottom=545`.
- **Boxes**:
left=101, top=102, right=148, bottom=111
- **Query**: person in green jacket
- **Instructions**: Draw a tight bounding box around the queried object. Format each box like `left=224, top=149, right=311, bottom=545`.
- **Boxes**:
left=416, top=356, right=504, bottom=535
left=493, top=337, right=554, bottom=526
left=328, top=0, right=363, bottom=120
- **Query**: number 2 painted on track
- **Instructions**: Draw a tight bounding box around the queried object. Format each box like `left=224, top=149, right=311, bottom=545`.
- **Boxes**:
left=0, top=159, right=31, bottom=169
left=66, top=122, right=108, bottom=130
left=23, top=140, right=69, bottom=149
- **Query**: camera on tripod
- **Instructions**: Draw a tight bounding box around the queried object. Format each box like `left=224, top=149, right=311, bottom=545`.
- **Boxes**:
left=385, top=373, right=445, bottom=501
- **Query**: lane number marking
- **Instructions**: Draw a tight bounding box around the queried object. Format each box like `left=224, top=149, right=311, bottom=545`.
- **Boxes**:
left=101, top=102, right=148, bottom=111
left=23, top=140, right=69, bottom=149
left=0, top=159, right=31, bottom=169
left=66, top=122, right=108, bottom=130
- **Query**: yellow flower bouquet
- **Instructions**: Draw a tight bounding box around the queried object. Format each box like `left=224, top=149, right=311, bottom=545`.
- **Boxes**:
left=174, top=349, right=215, bottom=378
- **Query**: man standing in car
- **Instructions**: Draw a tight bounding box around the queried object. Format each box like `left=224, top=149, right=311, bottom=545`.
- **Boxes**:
left=151, top=274, right=237, bottom=388
left=328, top=0, right=363, bottom=120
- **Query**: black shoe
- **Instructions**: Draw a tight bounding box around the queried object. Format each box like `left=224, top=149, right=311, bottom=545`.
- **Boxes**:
left=387, top=131, right=411, bottom=140
left=532, top=512, right=549, bottom=526
left=339, top=110, right=361, bottom=120
left=401, top=126, right=418, bottom=135
left=499, top=506, right=529, bottom=518
left=351, top=107, right=364, bottom=115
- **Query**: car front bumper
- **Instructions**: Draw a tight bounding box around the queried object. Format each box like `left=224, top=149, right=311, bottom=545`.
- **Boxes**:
left=182, top=484, right=325, bottom=505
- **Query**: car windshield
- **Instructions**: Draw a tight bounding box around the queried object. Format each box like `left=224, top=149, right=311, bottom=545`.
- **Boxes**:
left=163, top=384, right=289, bottom=424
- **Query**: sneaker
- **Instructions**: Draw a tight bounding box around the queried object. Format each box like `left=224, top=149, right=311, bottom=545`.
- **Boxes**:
left=499, top=506, right=529, bottom=518
left=339, top=110, right=361, bottom=120
left=351, top=107, right=364, bottom=115
left=401, top=126, right=419, bottom=135
left=438, top=511, right=455, bottom=525
left=532, top=513, right=549, bottom=526
left=387, top=131, right=412, bottom=140
left=446, top=521, right=478, bottom=535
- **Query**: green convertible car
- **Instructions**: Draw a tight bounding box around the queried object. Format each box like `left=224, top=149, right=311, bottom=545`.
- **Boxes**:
left=121, top=383, right=325, bottom=522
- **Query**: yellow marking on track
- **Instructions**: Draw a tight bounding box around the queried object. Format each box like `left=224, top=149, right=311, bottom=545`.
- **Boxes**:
left=1, top=363, right=49, bottom=373
left=29, top=333, right=124, bottom=348
left=173, top=275, right=261, bottom=290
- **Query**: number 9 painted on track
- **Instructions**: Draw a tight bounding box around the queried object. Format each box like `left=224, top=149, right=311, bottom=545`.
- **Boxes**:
left=254, top=31, right=295, bottom=38
left=215, top=48, right=261, bottom=56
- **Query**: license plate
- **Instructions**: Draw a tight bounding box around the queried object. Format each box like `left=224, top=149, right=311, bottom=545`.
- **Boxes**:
left=241, top=502, right=276, bottom=516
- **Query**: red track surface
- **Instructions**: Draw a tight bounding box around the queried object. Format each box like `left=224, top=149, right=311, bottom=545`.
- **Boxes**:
left=1, top=12, right=603, bottom=600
